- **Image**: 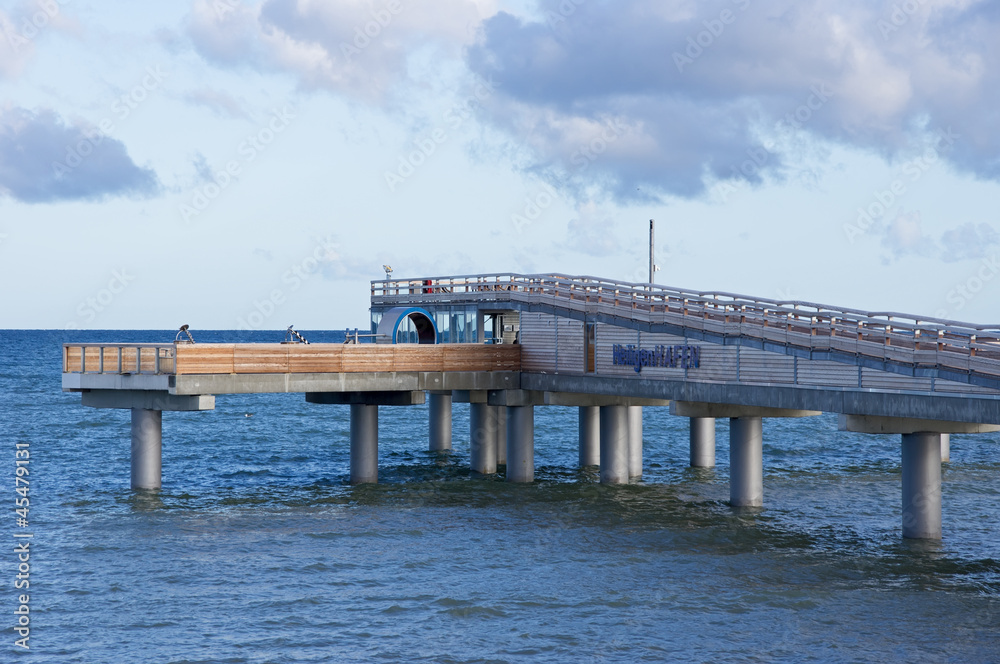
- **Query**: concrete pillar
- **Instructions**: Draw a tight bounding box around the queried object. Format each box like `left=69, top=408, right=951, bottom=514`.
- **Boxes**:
left=902, top=432, right=942, bottom=539
left=729, top=417, right=763, bottom=507
left=350, top=404, right=379, bottom=484
left=628, top=406, right=643, bottom=478
left=578, top=406, right=600, bottom=467
left=495, top=405, right=507, bottom=465
left=130, top=408, right=162, bottom=490
left=600, top=405, right=629, bottom=484
left=469, top=403, right=497, bottom=474
left=428, top=392, right=452, bottom=452
left=506, top=406, right=534, bottom=483
left=690, top=417, right=716, bottom=467
left=941, top=433, right=950, bottom=463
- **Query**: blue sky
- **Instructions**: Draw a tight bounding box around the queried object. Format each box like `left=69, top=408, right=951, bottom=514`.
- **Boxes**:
left=1, top=0, right=999, bottom=330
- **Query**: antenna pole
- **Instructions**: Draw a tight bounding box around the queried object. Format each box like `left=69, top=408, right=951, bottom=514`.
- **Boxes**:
left=648, top=219, right=655, bottom=284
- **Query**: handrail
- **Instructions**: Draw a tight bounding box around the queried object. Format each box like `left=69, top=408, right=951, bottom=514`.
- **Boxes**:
left=63, top=343, right=176, bottom=375
left=371, top=273, right=1000, bottom=378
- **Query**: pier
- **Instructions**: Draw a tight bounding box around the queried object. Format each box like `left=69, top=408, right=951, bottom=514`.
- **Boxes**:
left=63, top=273, right=1000, bottom=539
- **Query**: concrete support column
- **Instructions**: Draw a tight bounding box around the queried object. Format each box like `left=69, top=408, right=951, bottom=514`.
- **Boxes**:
left=628, top=406, right=643, bottom=478
left=902, top=432, right=942, bottom=539
left=469, top=403, right=497, bottom=474
left=130, top=408, right=162, bottom=490
left=495, top=406, right=507, bottom=465
left=690, top=417, right=716, bottom=468
left=729, top=417, right=763, bottom=507
left=578, top=406, right=600, bottom=467
left=506, top=406, right=534, bottom=483
left=941, top=433, right=951, bottom=463
left=350, top=404, right=379, bottom=484
left=428, top=392, right=452, bottom=452
left=599, top=405, right=629, bottom=484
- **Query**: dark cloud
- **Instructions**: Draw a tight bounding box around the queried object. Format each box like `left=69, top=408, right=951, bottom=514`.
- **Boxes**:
left=466, top=0, right=1000, bottom=201
left=0, top=106, right=159, bottom=203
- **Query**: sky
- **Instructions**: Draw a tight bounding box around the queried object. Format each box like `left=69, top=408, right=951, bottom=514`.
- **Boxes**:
left=1, top=0, right=999, bottom=331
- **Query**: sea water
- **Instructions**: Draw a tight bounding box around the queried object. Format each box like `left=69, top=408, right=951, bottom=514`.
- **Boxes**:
left=2, top=330, right=999, bottom=663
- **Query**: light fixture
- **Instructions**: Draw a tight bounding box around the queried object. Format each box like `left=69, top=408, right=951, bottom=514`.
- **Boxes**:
left=175, top=324, right=195, bottom=343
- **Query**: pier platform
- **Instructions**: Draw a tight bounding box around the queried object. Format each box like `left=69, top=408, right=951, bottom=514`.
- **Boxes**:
left=62, top=272, right=1000, bottom=540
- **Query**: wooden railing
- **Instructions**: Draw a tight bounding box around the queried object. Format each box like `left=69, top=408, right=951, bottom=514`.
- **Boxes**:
left=372, top=273, right=1000, bottom=379
left=63, top=344, right=176, bottom=375
left=63, top=343, right=521, bottom=376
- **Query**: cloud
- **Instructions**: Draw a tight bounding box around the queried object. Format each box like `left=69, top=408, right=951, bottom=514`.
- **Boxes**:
left=880, top=209, right=936, bottom=260
left=0, top=9, right=36, bottom=77
left=940, top=222, right=1000, bottom=263
left=877, top=212, right=1000, bottom=264
left=0, top=1, right=82, bottom=79
left=182, top=1, right=1000, bottom=204
left=0, top=106, right=160, bottom=203
left=465, top=0, right=1000, bottom=201
left=186, top=0, right=491, bottom=101
left=183, top=87, right=249, bottom=119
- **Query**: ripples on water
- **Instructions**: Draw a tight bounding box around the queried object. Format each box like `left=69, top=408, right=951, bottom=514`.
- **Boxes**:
left=3, top=330, right=999, bottom=663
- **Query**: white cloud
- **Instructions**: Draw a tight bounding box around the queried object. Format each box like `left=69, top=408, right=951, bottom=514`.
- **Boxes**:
left=187, top=0, right=493, bottom=101
left=466, top=0, right=1000, bottom=200
left=940, top=222, right=1000, bottom=263
left=880, top=209, right=936, bottom=260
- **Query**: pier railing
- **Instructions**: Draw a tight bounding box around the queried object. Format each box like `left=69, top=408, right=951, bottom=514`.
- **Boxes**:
left=63, top=344, right=176, bottom=375
left=63, top=343, right=521, bottom=376
left=372, top=273, right=1000, bottom=379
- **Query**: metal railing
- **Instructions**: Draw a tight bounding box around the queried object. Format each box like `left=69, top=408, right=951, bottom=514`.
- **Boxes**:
left=63, top=344, right=176, bottom=375
left=372, top=273, right=1000, bottom=378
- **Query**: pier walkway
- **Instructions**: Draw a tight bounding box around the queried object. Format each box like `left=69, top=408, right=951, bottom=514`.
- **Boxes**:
left=63, top=273, right=1000, bottom=539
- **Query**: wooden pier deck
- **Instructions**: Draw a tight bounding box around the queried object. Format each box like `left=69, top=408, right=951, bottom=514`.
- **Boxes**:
left=63, top=342, right=521, bottom=376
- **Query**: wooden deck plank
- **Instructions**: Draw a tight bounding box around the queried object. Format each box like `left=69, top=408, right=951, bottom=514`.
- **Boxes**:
left=234, top=344, right=289, bottom=373
left=287, top=345, right=344, bottom=373
left=176, top=344, right=235, bottom=374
